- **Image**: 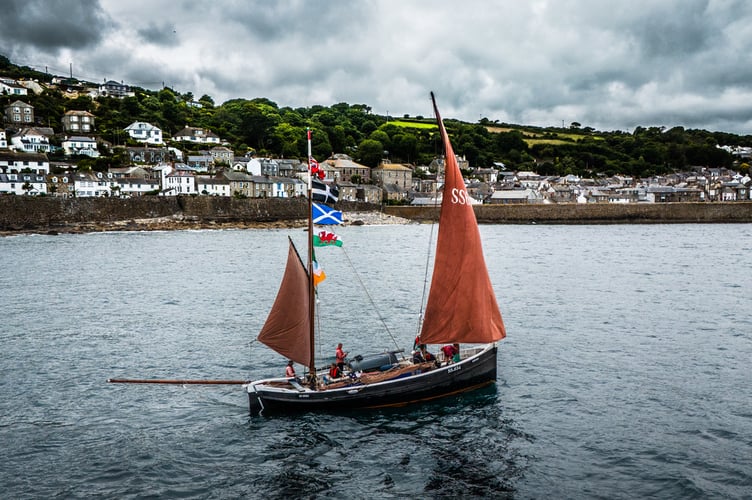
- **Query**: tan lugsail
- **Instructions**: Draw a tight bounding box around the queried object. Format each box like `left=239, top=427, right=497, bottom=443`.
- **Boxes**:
left=419, top=93, right=506, bottom=345
left=257, top=239, right=312, bottom=366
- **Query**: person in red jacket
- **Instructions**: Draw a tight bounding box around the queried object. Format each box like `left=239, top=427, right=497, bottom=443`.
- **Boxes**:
left=335, top=343, right=348, bottom=372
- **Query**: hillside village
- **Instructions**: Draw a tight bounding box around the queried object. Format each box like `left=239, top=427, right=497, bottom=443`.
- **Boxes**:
left=1, top=75, right=751, bottom=204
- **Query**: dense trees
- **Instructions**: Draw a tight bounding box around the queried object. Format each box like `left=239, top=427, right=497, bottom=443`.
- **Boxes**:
left=2, top=58, right=750, bottom=178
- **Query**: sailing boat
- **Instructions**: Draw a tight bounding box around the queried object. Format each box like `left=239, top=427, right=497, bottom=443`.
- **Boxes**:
left=244, top=92, right=506, bottom=415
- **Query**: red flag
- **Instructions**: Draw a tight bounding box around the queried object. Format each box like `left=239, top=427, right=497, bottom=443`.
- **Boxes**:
left=309, top=157, right=325, bottom=179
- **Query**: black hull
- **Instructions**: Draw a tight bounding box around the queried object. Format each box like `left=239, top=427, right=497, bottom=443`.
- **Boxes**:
left=246, top=344, right=498, bottom=415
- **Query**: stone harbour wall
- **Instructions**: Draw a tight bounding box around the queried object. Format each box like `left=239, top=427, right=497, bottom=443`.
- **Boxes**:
left=1, top=196, right=751, bottom=235
left=385, top=202, right=752, bottom=224
left=0, top=196, right=380, bottom=234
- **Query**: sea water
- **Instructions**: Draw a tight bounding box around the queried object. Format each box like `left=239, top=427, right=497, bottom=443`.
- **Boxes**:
left=1, top=224, right=750, bottom=498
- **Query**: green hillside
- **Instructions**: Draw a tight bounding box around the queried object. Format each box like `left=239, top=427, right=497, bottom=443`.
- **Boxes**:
left=1, top=54, right=749, bottom=177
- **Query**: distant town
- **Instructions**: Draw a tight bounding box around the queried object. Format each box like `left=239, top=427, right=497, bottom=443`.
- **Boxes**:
left=1, top=75, right=750, bottom=204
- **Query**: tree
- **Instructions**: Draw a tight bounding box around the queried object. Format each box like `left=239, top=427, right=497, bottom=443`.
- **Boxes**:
left=357, top=139, right=384, bottom=167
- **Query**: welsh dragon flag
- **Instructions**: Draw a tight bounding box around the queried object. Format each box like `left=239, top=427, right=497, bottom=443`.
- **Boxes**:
left=313, top=230, right=343, bottom=247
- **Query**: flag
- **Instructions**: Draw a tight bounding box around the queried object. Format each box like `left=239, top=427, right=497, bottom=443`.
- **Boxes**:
left=311, top=178, right=339, bottom=204
left=312, top=253, right=326, bottom=286
left=309, top=157, right=325, bottom=180
left=313, top=230, right=343, bottom=247
left=312, top=203, right=343, bottom=225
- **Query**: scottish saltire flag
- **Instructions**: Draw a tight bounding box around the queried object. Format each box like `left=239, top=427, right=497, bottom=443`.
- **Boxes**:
left=312, top=253, right=326, bottom=286
left=311, top=179, right=339, bottom=204
left=313, top=230, right=343, bottom=247
left=312, top=203, right=343, bottom=225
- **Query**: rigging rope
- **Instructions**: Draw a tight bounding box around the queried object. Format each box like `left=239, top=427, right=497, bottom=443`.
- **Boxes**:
left=340, top=245, right=402, bottom=354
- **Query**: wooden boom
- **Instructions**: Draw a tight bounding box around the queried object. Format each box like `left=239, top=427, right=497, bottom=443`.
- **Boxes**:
left=107, top=378, right=247, bottom=385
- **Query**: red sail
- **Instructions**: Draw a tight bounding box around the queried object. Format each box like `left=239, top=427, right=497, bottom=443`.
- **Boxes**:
left=419, top=93, right=506, bottom=345
left=257, top=240, right=312, bottom=366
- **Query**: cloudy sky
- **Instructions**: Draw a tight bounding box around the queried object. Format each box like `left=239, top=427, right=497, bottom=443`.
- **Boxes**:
left=3, top=0, right=752, bottom=134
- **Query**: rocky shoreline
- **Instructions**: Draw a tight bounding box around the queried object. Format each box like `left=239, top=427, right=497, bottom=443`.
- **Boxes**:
left=0, top=210, right=414, bottom=237
left=2, top=197, right=751, bottom=237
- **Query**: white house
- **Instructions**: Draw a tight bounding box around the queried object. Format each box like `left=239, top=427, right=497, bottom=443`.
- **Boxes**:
left=62, top=136, right=99, bottom=157
left=0, top=152, right=50, bottom=175
left=173, top=126, right=221, bottom=144
left=0, top=80, right=28, bottom=96
left=70, top=171, right=115, bottom=197
left=246, top=157, right=262, bottom=175
left=10, top=128, right=51, bottom=153
left=270, top=176, right=306, bottom=198
left=0, top=130, right=6, bottom=149
left=196, top=176, right=231, bottom=196
left=0, top=172, right=47, bottom=195
left=99, top=80, right=133, bottom=98
left=162, top=169, right=197, bottom=195
left=118, top=177, right=160, bottom=197
left=124, top=121, right=163, bottom=145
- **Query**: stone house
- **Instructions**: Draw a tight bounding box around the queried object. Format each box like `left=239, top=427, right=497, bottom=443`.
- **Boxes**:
left=4, top=100, right=34, bottom=125
left=324, top=155, right=371, bottom=183
left=219, top=170, right=255, bottom=197
left=47, top=172, right=76, bottom=198
left=62, top=110, right=95, bottom=134
left=248, top=175, right=273, bottom=198
left=357, top=184, right=382, bottom=204
left=371, top=161, right=412, bottom=190
left=336, top=181, right=358, bottom=202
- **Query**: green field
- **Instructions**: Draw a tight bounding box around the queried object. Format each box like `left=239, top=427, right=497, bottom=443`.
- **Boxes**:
left=389, top=120, right=437, bottom=129
left=486, top=125, right=604, bottom=146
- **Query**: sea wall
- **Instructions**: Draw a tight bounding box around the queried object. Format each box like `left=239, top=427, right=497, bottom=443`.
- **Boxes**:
left=0, top=196, right=378, bottom=233
left=385, top=202, right=752, bottom=224
left=1, top=197, right=751, bottom=234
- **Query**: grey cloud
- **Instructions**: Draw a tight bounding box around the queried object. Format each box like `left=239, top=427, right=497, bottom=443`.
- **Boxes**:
left=137, top=22, right=180, bottom=47
left=0, top=0, right=111, bottom=52
left=5, top=0, right=752, bottom=133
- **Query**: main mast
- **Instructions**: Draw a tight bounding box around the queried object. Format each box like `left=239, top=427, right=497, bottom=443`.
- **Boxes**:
left=306, top=129, right=317, bottom=378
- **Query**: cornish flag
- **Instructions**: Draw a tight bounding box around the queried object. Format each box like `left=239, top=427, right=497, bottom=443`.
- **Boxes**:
left=311, top=179, right=339, bottom=204
left=312, top=203, right=343, bottom=225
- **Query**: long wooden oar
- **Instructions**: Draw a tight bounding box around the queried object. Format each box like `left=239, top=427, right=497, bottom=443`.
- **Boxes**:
left=107, top=378, right=247, bottom=385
